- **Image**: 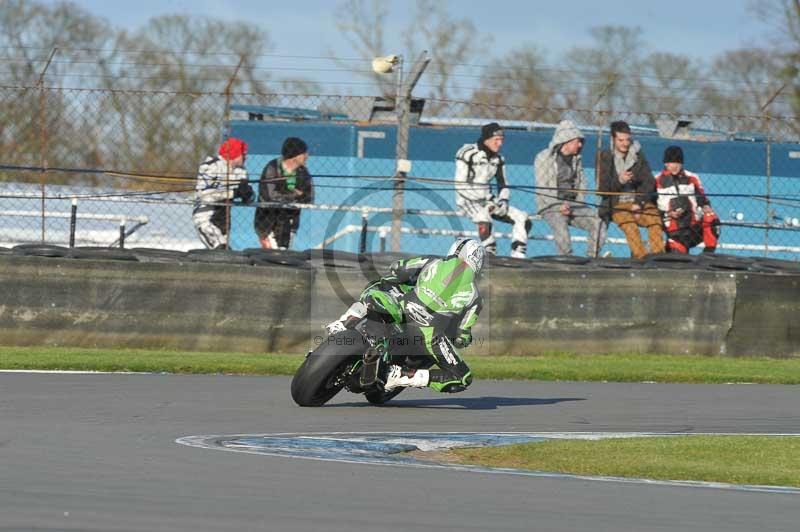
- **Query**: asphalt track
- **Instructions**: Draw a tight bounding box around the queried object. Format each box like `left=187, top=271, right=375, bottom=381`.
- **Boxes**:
left=2, top=373, right=800, bottom=531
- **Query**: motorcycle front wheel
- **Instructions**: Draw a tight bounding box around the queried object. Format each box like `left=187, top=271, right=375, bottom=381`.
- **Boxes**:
left=290, top=329, right=365, bottom=407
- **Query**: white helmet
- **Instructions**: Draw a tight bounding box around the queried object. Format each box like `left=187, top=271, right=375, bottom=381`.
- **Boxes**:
left=447, top=238, right=485, bottom=275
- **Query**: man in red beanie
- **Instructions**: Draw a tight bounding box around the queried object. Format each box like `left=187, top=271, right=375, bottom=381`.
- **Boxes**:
left=192, top=137, right=254, bottom=249
left=655, top=145, right=720, bottom=253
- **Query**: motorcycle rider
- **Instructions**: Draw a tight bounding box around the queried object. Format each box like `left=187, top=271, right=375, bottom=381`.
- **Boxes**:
left=326, top=238, right=485, bottom=393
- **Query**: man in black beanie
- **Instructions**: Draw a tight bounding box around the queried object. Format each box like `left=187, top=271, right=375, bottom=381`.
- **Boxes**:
left=454, top=122, right=531, bottom=258
left=254, top=136, right=314, bottom=249
left=655, top=145, right=719, bottom=253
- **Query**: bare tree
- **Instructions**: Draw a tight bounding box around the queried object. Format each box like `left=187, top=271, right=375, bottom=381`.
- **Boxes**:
left=332, top=0, right=395, bottom=97
left=468, top=47, right=561, bottom=122
left=332, top=0, right=481, bottom=110
left=632, top=52, right=703, bottom=117
left=697, top=48, right=787, bottom=133
left=101, top=15, right=274, bottom=177
left=751, top=0, right=800, bottom=119
left=0, top=0, right=120, bottom=184
left=0, top=0, right=119, bottom=86
left=114, top=15, right=272, bottom=94
left=566, top=26, right=646, bottom=113
left=401, top=0, right=479, bottom=112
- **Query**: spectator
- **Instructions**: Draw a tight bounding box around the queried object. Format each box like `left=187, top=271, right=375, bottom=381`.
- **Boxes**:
left=655, top=146, right=720, bottom=253
left=454, top=122, right=530, bottom=258
left=598, top=120, right=664, bottom=258
left=534, top=120, right=606, bottom=257
left=193, top=137, right=254, bottom=249
left=254, top=137, right=314, bottom=249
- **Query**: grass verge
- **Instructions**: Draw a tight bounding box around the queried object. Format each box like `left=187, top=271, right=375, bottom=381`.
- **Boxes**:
left=447, top=436, right=800, bottom=488
left=0, top=347, right=799, bottom=384
left=0, top=347, right=303, bottom=375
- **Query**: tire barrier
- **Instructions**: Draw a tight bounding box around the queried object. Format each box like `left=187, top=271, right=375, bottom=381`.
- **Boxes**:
left=185, top=248, right=251, bottom=265
left=129, top=247, right=189, bottom=263
left=305, top=248, right=363, bottom=267
left=11, top=244, right=71, bottom=258
left=69, top=246, right=139, bottom=262
left=485, top=255, right=531, bottom=269
left=242, top=248, right=312, bottom=268
left=592, top=257, right=636, bottom=270
left=8, top=244, right=796, bottom=274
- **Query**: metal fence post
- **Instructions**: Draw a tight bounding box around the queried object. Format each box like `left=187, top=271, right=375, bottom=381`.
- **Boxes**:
left=119, top=218, right=126, bottom=249
left=69, top=197, right=77, bottom=248
left=223, top=55, right=245, bottom=248
left=391, top=51, right=430, bottom=252
left=37, top=47, right=58, bottom=243
left=359, top=211, right=368, bottom=253
left=760, top=83, right=786, bottom=257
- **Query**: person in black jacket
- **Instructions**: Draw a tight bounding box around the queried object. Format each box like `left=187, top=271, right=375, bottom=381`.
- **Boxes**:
left=597, top=121, right=665, bottom=258
left=253, top=137, right=314, bottom=249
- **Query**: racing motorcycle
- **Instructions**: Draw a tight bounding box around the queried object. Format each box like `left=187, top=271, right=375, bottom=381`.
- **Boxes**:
left=290, top=317, right=433, bottom=407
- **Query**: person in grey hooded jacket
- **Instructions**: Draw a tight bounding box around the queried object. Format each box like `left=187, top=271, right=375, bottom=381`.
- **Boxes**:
left=534, top=120, right=605, bottom=257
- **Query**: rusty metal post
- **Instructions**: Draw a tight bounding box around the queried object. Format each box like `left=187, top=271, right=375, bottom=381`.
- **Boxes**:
left=37, top=47, right=58, bottom=243
left=223, top=55, right=245, bottom=248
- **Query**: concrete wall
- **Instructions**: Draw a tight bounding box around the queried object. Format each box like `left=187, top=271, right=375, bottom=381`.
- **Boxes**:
left=0, top=254, right=797, bottom=357
left=0, top=255, right=314, bottom=353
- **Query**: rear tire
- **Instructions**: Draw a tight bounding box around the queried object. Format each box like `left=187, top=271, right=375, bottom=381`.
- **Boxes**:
left=290, top=329, right=366, bottom=407
left=364, top=388, right=404, bottom=405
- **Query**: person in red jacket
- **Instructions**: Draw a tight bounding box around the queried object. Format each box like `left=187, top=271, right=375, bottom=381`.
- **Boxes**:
left=655, top=146, right=720, bottom=253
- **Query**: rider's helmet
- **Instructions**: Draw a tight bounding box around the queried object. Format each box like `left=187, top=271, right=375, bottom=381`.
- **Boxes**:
left=447, top=238, right=485, bottom=275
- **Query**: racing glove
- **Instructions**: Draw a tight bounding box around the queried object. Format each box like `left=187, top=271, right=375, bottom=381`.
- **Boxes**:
left=233, top=178, right=255, bottom=203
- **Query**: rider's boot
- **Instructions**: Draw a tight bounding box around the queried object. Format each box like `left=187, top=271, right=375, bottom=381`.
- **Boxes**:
left=325, top=301, right=368, bottom=335
left=384, top=365, right=430, bottom=391
left=510, top=242, right=527, bottom=259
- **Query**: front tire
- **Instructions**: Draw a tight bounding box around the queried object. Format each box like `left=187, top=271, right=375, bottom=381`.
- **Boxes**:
left=290, top=330, right=366, bottom=406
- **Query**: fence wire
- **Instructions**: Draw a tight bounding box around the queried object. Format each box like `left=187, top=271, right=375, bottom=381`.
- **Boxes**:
left=0, top=85, right=798, bottom=259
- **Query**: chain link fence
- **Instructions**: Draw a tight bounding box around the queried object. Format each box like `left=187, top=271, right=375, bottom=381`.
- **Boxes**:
left=1, top=85, right=798, bottom=259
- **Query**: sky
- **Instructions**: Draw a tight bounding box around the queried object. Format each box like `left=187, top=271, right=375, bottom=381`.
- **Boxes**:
left=37, top=0, right=773, bottom=94
left=60, top=0, right=767, bottom=60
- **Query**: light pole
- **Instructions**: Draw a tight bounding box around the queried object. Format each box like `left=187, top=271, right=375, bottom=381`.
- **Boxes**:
left=373, top=51, right=430, bottom=252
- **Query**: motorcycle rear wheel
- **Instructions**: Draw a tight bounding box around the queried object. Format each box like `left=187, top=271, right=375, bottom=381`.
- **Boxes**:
left=364, top=388, right=404, bottom=405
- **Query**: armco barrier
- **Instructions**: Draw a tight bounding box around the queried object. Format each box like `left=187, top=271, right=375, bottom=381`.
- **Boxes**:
left=0, top=250, right=797, bottom=357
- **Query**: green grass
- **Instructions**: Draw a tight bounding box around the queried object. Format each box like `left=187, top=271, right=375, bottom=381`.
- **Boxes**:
left=1, top=346, right=800, bottom=384
left=468, top=353, right=800, bottom=384
left=0, top=346, right=303, bottom=375
left=449, top=436, right=800, bottom=488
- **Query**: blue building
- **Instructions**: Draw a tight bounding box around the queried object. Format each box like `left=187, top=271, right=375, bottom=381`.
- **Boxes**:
left=227, top=104, right=800, bottom=260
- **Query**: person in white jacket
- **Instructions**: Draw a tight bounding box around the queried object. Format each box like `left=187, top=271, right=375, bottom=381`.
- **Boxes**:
left=192, top=137, right=254, bottom=249
left=454, top=122, right=530, bottom=258
left=534, top=120, right=605, bottom=257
